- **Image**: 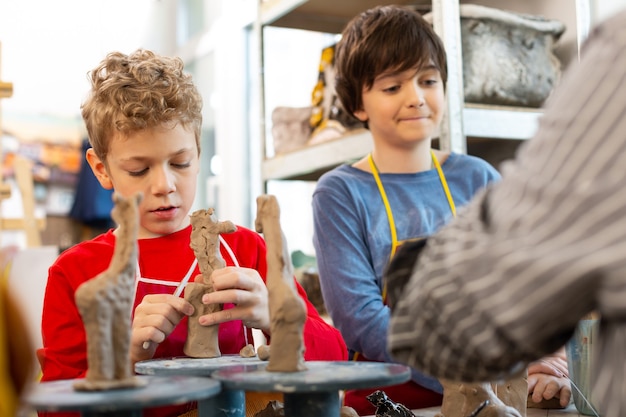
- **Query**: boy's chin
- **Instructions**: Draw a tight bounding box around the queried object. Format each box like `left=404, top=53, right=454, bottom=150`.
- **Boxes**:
left=137, top=222, right=187, bottom=239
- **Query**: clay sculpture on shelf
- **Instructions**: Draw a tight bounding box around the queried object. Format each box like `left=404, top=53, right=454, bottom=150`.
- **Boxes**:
left=254, top=195, right=307, bottom=372
left=184, top=208, right=236, bottom=358
left=424, top=4, right=565, bottom=108
left=73, top=192, right=144, bottom=391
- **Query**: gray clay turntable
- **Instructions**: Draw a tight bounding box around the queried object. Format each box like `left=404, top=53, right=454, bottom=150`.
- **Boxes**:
left=135, top=354, right=263, bottom=376
left=135, top=355, right=264, bottom=417
left=211, top=360, right=411, bottom=417
left=23, top=375, right=221, bottom=417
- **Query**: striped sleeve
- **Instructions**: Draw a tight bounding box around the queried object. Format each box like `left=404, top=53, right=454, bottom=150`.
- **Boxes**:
left=387, top=12, right=626, bottom=416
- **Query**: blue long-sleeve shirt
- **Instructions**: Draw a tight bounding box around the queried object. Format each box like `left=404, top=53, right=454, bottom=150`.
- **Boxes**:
left=312, top=152, right=500, bottom=392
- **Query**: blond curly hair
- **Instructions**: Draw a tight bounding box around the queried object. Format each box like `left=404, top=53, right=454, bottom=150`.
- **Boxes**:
left=81, top=49, right=203, bottom=162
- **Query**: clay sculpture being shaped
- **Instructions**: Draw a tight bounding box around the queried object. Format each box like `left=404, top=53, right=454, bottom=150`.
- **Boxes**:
left=184, top=208, right=236, bottom=358
left=254, top=195, right=307, bottom=372
left=73, top=192, right=144, bottom=391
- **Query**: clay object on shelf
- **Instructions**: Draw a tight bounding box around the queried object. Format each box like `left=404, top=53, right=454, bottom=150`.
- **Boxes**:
left=427, top=4, right=565, bottom=107
left=185, top=207, right=237, bottom=358
left=254, top=194, right=307, bottom=372
left=462, top=4, right=565, bottom=107
left=73, top=192, right=145, bottom=391
left=271, top=106, right=313, bottom=155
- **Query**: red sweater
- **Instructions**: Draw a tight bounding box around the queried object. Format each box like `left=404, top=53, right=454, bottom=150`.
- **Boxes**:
left=39, top=225, right=346, bottom=416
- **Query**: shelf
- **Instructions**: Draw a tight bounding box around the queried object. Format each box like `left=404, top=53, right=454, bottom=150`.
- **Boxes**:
left=261, top=104, right=541, bottom=181
left=261, top=128, right=372, bottom=181
left=463, top=104, right=541, bottom=140
left=260, top=0, right=429, bottom=33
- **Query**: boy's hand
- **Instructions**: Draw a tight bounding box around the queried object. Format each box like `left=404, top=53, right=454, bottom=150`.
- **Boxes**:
left=528, top=354, right=568, bottom=377
left=527, top=372, right=571, bottom=407
left=130, top=294, right=194, bottom=363
left=198, top=267, right=271, bottom=333
left=527, top=353, right=571, bottom=407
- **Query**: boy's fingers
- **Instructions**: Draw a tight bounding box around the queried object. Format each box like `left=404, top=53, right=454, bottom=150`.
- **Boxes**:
left=172, top=297, right=194, bottom=316
left=143, top=294, right=194, bottom=316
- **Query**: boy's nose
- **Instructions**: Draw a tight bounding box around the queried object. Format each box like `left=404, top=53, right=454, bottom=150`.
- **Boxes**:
left=152, top=167, right=176, bottom=194
left=408, top=82, right=425, bottom=107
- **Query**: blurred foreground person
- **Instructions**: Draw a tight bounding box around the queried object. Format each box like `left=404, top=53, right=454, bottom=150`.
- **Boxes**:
left=386, top=10, right=626, bottom=417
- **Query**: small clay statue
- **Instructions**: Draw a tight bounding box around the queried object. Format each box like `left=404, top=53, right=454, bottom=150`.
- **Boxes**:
left=255, top=195, right=307, bottom=372
left=184, top=208, right=236, bottom=358
left=366, top=390, right=416, bottom=417
left=73, top=192, right=144, bottom=391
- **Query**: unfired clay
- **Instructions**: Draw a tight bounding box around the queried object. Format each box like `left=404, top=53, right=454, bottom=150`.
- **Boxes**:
left=239, top=344, right=256, bottom=358
left=255, top=195, right=307, bottom=372
left=437, top=377, right=527, bottom=417
left=257, top=344, right=271, bottom=361
left=73, top=192, right=144, bottom=391
left=184, top=208, right=236, bottom=358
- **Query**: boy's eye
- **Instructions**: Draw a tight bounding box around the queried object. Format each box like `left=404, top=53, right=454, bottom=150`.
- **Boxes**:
left=383, top=85, right=400, bottom=93
left=172, top=161, right=191, bottom=169
left=128, top=168, right=148, bottom=177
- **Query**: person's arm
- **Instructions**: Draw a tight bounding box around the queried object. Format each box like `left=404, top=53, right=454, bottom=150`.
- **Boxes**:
left=313, top=184, right=387, bottom=358
left=386, top=15, right=626, bottom=383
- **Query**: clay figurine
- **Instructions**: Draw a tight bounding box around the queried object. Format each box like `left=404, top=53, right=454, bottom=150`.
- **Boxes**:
left=184, top=208, right=236, bottom=358
left=73, top=192, right=144, bottom=391
left=254, top=195, right=307, bottom=372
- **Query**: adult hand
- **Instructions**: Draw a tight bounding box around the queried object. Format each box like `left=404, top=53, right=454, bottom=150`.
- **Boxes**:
left=130, top=294, right=194, bottom=363
left=198, top=267, right=270, bottom=333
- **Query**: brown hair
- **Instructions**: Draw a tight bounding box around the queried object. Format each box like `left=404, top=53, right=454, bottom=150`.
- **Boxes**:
left=335, top=5, right=448, bottom=116
left=81, top=49, right=203, bottom=162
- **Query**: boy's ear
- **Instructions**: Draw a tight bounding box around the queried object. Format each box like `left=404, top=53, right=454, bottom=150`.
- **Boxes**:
left=353, top=108, right=368, bottom=122
left=85, top=148, right=113, bottom=190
